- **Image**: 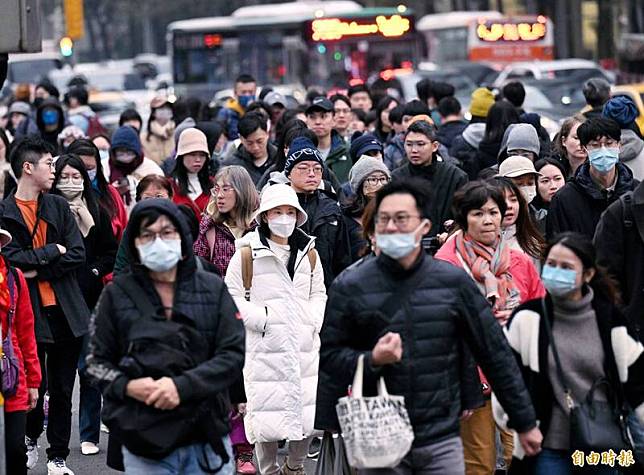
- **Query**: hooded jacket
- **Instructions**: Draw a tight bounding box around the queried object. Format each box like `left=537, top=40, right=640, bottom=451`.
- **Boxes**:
left=619, top=129, right=644, bottom=181
left=225, top=228, right=326, bottom=442
left=436, top=119, right=468, bottom=150
left=223, top=142, right=278, bottom=186
left=88, top=199, right=245, bottom=424
left=450, top=122, right=486, bottom=179
left=546, top=162, right=637, bottom=239
left=497, top=123, right=540, bottom=164
left=316, top=251, right=537, bottom=446
left=217, top=98, right=245, bottom=141
left=35, top=98, right=66, bottom=150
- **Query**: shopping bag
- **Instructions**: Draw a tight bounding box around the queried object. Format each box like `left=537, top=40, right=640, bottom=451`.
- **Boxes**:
left=335, top=354, right=414, bottom=468
left=315, top=432, right=355, bottom=475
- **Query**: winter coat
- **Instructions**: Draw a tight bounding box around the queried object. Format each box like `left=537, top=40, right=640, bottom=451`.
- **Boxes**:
left=170, top=179, right=210, bottom=220
left=498, top=293, right=644, bottom=444
left=392, top=160, right=468, bottom=237
left=298, top=190, right=351, bottom=288
left=12, top=116, right=39, bottom=141
left=225, top=229, right=327, bottom=443
left=436, top=120, right=468, bottom=150
left=35, top=98, right=66, bottom=151
left=217, top=98, right=245, bottom=140
left=222, top=143, right=278, bottom=187
left=325, top=131, right=351, bottom=184
left=106, top=158, right=164, bottom=212
left=619, top=129, right=644, bottom=181
left=546, top=162, right=637, bottom=239
left=384, top=133, right=406, bottom=171
left=435, top=235, right=545, bottom=305
left=594, top=180, right=644, bottom=334
left=342, top=206, right=367, bottom=262
left=141, top=121, right=176, bottom=165
left=476, top=137, right=503, bottom=171
left=0, top=192, right=90, bottom=343
left=88, top=199, right=245, bottom=430
left=316, top=251, right=536, bottom=446
left=450, top=122, right=486, bottom=179
left=2, top=265, right=41, bottom=413
left=193, top=216, right=250, bottom=277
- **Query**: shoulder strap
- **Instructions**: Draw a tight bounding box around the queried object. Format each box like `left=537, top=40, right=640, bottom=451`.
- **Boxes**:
left=6, top=267, right=16, bottom=330
left=540, top=298, right=574, bottom=408
left=114, top=275, right=158, bottom=317
left=307, top=248, right=317, bottom=272
left=240, top=246, right=253, bottom=302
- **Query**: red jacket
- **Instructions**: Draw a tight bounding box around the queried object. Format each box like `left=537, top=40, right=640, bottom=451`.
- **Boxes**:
left=3, top=268, right=41, bottom=412
left=435, top=236, right=545, bottom=304
left=171, top=180, right=210, bottom=220
left=107, top=185, right=128, bottom=241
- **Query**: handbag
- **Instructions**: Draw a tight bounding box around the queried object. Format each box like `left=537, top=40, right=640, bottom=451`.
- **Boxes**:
left=540, top=299, right=632, bottom=452
left=1, top=268, right=20, bottom=398
left=335, top=354, right=414, bottom=469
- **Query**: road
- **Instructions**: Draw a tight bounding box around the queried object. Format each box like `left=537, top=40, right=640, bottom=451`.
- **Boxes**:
left=30, top=379, right=318, bottom=474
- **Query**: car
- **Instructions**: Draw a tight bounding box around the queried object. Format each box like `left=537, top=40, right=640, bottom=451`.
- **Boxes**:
left=493, top=59, right=613, bottom=87
left=611, top=83, right=644, bottom=135
left=88, top=91, right=137, bottom=134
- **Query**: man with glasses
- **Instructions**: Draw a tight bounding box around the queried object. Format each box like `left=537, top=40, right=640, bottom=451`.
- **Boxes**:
left=0, top=136, right=90, bottom=475
left=392, top=120, right=468, bottom=237
left=547, top=117, right=637, bottom=239
left=330, top=94, right=352, bottom=139
left=316, top=179, right=543, bottom=474
left=283, top=136, right=351, bottom=288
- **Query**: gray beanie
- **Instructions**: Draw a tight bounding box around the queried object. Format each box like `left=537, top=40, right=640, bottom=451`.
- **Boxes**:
left=505, top=123, right=540, bottom=155
left=348, top=155, right=391, bottom=193
left=9, top=101, right=31, bottom=116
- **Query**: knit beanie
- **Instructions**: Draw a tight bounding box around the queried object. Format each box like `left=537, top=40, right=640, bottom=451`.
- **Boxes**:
left=348, top=155, right=391, bottom=193
left=284, top=137, right=324, bottom=176
left=602, top=95, right=640, bottom=129
left=470, top=88, right=495, bottom=118
left=349, top=133, right=383, bottom=162
left=111, top=125, right=142, bottom=157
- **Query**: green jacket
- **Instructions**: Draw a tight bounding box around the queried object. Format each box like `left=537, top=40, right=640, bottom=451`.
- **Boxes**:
left=325, top=131, right=351, bottom=184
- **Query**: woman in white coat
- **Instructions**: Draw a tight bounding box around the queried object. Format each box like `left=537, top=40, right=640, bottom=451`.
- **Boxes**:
left=225, top=183, right=327, bottom=475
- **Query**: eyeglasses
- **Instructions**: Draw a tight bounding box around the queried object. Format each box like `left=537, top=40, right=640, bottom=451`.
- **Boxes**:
left=213, top=185, right=235, bottom=195
left=141, top=193, right=169, bottom=200
left=364, top=176, right=390, bottom=186
left=59, top=176, right=83, bottom=185
left=137, top=227, right=179, bottom=244
left=404, top=141, right=430, bottom=149
left=293, top=164, right=323, bottom=175
left=586, top=138, right=619, bottom=149
left=36, top=160, right=55, bottom=170
left=375, top=213, right=420, bottom=229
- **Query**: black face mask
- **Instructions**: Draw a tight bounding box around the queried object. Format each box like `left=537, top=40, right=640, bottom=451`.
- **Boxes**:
left=33, top=98, right=44, bottom=109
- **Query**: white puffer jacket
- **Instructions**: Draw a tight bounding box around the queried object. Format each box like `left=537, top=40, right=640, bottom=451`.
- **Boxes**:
left=225, top=229, right=327, bottom=443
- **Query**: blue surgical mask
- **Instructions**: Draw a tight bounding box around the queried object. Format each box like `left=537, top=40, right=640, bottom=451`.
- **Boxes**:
left=238, top=94, right=255, bottom=108
left=98, top=149, right=109, bottom=162
left=42, top=109, right=59, bottom=126
left=86, top=169, right=97, bottom=181
left=136, top=237, right=182, bottom=272
left=375, top=220, right=426, bottom=260
left=588, top=147, right=619, bottom=174
left=541, top=264, right=578, bottom=297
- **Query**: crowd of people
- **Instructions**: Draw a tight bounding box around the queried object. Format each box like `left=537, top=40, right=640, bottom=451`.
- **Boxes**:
left=0, top=69, right=642, bottom=475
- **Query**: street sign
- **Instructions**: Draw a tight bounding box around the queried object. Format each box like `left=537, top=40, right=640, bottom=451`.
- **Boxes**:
left=64, top=0, right=84, bottom=40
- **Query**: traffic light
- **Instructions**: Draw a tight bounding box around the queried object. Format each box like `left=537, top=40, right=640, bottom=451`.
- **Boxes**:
left=60, top=37, right=73, bottom=57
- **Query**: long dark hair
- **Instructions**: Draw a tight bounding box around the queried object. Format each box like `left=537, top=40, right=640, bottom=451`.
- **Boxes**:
left=545, top=232, right=621, bottom=304
left=67, top=138, right=116, bottom=218
left=489, top=177, right=545, bottom=259
left=374, top=96, right=399, bottom=141
left=52, top=154, right=100, bottom=223
left=172, top=152, right=211, bottom=197
left=483, top=101, right=520, bottom=144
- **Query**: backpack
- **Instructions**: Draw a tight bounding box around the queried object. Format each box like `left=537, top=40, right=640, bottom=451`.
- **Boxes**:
left=1, top=267, right=20, bottom=398
left=240, top=245, right=317, bottom=302
left=101, top=275, right=229, bottom=471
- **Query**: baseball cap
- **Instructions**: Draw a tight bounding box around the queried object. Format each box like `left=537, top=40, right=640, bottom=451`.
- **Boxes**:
left=306, top=96, right=334, bottom=115
left=265, top=91, right=287, bottom=108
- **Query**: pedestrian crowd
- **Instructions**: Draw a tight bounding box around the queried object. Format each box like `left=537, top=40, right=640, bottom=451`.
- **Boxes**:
left=0, top=71, right=642, bottom=475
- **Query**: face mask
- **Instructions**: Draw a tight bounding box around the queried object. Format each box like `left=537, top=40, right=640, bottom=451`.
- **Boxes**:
left=86, top=169, right=97, bottom=181
left=33, top=98, right=44, bottom=109
left=98, top=149, right=109, bottom=162
left=268, top=214, right=297, bottom=238
left=519, top=185, right=536, bottom=204
left=115, top=151, right=137, bottom=164
left=541, top=264, right=578, bottom=297
left=42, top=109, right=59, bottom=126
left=375, top=220, right=427, bottom=260
left=56, top=180, right=84, bottom=200
left=588, top=147, right=619, bottom=174
left=155, top=108, right=173, bottom=121
left=137, top=237, right=182, bottom=272
left=238, top=94, right=255, bottom=108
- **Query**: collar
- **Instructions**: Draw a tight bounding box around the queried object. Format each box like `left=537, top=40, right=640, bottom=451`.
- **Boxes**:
left=376, top=249, right=426, bottom=277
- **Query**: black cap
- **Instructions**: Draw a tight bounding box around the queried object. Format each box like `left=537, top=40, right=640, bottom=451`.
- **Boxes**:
left=306, top=96, right=334, bottom=115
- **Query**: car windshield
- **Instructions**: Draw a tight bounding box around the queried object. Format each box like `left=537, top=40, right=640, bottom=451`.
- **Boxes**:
left=9, top=59, right=60, bottom=83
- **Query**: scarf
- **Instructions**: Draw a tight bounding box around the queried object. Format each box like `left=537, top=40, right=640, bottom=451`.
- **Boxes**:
left=68, top=197, right=95, bottom=237
left=455, top=231, right=520, bottom=310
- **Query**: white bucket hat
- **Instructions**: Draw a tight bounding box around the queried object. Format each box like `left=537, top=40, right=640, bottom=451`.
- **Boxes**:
left=252, top=184, right=307, bottom=226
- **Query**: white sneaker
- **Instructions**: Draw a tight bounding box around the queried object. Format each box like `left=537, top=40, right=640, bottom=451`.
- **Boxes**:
left=47, top=458, right=75, bottom=475
left=100, top=423, right=109, bottom=434
left=80, top=441, right=99, bottom=456
left=25, top=436, right=38, bottom=469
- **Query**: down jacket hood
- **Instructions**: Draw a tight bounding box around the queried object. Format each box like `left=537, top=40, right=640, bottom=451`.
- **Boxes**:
left=35, top=98, right=65, bottom=135
left=619, top=129, right=644, bottom=163
left=462, top=122, right=486, bottom=149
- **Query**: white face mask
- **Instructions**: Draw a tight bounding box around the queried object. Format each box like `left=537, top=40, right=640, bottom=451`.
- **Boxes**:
left=519, top=185, right=536, bottom=204
left=375, top=220, right=427, bottom=260
left=268, top=214, right=297, bottom=238
left=136, top=237, right=182, bottom=272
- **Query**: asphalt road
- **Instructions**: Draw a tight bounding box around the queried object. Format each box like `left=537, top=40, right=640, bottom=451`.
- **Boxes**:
left=30, top=379, right=318, bottom=474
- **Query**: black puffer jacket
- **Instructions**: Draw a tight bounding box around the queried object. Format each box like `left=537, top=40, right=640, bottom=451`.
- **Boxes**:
left=298, top=190, right=351, bottom=288
left=222, top=143, right=278, bottom=186
left=436, top=120, right=468, bottom=150
left=392, top=160, right=468, bottom=236
left=546, top=162, right=637, bottom=239
left=316, top=252, right=536, bottom=447
left=88, top=199, right=245, bottom=408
